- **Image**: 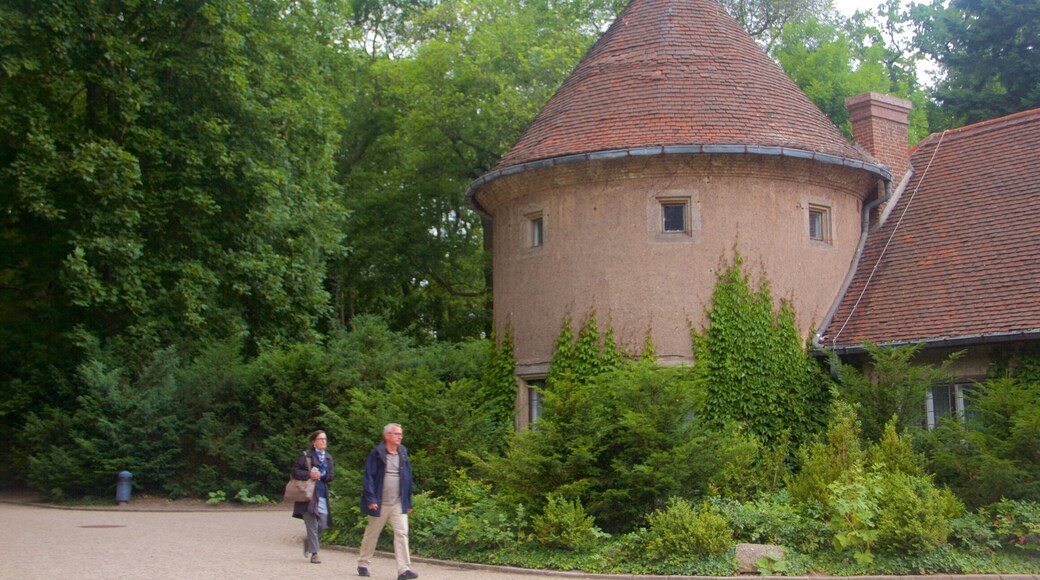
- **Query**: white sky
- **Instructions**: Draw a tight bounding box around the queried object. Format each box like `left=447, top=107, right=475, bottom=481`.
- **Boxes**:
left=832, top=0, right=888, bottom=16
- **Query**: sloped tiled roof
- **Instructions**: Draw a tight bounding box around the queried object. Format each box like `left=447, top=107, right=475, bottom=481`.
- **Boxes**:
left=493, top=0, right=868, bottom=171
left=819, top=108, right=1040, bottom=351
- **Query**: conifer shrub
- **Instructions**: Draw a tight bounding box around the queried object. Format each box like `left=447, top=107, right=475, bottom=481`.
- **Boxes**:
left=644, top=498, right=733, bottom=559
left=22, top=347, right=188, bottom=499
left=915, top=375, right=1040, bottom=507
left=874, top=470, right=963, bottom=554
left=868, top=419, right=926, bottom=476
left=833, top=343, right=959, bottom=442
left=532, top=493, right=607, bottom=552
left=788, top=401, right=865, bottom=508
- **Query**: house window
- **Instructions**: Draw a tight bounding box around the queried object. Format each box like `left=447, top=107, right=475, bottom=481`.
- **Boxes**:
left=661, top=201, right=688, bottom=233
left=528, top=382, right=544, bottom=425
left=809, top=205, right=831, bottom=243
left=527, top=213, right=544, bottom=248
left=925, top=383, right=977, bottom=429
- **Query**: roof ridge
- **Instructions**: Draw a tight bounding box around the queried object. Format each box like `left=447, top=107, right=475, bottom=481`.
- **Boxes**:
left=911, top=107, right=1040, bottom=154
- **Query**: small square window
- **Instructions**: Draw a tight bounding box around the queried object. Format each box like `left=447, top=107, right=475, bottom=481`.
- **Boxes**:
left=531, top=216, right=543, bottom=247
left=809, top=205, right=831, bottom=243
left=662, top=202, right=687, bottom=233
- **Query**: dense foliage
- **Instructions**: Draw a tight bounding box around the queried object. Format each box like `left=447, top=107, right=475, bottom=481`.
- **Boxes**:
left=3, top=0, right=1040, bottom=575
left=692, top=252, right=831, bottom=448
left=912, top=0, right=1040, bottom=125
left=15, top=316, right=508, bottom=500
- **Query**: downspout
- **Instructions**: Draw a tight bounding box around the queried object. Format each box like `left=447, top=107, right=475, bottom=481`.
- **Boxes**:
left=862, top=179, right=893, bottom=232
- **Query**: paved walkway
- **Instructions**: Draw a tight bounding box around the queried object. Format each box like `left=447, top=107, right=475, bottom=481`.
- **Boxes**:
left=0, top=497, right=1037, bottom=580
left=0, top=499, right=616, bottom=580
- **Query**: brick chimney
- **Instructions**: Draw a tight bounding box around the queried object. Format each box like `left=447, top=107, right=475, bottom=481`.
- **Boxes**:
left=845, top=92, right=912, bottom=183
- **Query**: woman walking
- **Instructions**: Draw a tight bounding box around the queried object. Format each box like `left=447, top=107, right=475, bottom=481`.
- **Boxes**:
left=292, top=430, right=335, bottom=563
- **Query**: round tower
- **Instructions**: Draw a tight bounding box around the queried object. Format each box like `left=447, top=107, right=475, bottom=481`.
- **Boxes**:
left=467, top=0, right=891, bottom=421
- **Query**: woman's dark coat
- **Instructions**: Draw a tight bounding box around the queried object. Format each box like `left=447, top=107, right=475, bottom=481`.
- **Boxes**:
left=290, top=448, right=334, bottom=528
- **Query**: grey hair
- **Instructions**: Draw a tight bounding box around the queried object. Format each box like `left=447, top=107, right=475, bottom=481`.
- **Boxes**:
left=383, top=423, right=402, bottom=434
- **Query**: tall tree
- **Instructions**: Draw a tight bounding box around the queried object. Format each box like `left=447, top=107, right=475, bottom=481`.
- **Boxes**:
left=911, top=0, right=1040, bottom=126
left=1, top=0, right=346, bottom=351
left=329, top=0, right=624, bottom=340
left=721, top=0, right=832, bottom=50
left=0, top=0, right=345, bottom=478
left=772, top=11, right=930, bottom=142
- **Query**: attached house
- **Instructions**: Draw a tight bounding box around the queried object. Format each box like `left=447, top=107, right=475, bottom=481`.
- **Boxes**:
left=465, top=0, right=1040, bottom=428
left=816, top=107, right=1040, bottom=427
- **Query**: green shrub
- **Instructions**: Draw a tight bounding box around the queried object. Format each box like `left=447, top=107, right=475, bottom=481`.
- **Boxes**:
left=874, top=470, right=962, bottom=553
left=788, top=401, right=865, bottom=507
left=710, top=490, right=825, bottom=551
left=989, top=499, right=1040, bottom=553
left=826, top=465, right=881, bottom=565
left=22, top=348, right=187, bottom=499
left=448, top=474, right=527, bottom=551
left=868, top=419, right=926, bottom=476
left=645, top=498, right=733, bottom=560
left=480, top=362, right=707, bottom=533
left=531, top=493, right=608, bottom=552
left=407, top=491, right=459, bottom=552
left=833, top=343, right=959, bottom=442
left=948, top=511, right=1001, bottom=554
left=916, top=376, right=1040, bottom=507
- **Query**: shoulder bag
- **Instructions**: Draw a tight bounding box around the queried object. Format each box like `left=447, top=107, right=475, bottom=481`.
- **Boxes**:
left=283, top=453, right=316, bottom=503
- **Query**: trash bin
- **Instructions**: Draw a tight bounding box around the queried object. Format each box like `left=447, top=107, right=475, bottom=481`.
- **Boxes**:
left=116, top=471, right=133, bottom=505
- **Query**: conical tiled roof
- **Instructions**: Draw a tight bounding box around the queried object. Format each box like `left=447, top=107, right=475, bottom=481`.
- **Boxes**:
left=494, top=0, right=868, bottom=171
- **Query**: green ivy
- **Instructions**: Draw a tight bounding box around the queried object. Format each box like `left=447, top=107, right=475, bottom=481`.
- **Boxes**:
left=481, top=328, right=517, bottom=427
left=692, top=251, right=830, bottom=448
left=547, top=311, right=627, bottom=389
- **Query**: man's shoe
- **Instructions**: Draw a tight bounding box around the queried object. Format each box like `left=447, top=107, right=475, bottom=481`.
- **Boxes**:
left=357, top=567, right=370, bottom=577
left=310, top=553, right=322, bottom=564
left=397, top=571, right=418, bottom=580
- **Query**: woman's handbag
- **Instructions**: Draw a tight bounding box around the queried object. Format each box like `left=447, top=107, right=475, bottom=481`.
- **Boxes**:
left=283, top=477, right=316, bottom=503
left=283, top=453, right=316, bottom=502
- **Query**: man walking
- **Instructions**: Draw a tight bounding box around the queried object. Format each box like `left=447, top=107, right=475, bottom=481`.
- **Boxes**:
left=358, top=423, right=417, bottom=580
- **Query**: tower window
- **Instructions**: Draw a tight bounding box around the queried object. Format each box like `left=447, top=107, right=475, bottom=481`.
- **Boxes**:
left=528, top=214, right=544, bottom=248
left=661, top=201, right=688, bottom=233
left=809, top=205, right=831, bottom=243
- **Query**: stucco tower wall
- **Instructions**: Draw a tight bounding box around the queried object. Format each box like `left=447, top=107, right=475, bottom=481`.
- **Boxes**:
left=481, top=154, right=877, bottom=375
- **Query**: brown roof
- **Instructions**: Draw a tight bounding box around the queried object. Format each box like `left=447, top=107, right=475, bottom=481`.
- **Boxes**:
left=493, top=0, right=868, bottom=171
left=819, top=108, right=1040, bottom=350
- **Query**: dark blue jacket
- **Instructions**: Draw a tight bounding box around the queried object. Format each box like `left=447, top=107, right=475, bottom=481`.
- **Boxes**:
left=360, top=442, right=413, bottom=516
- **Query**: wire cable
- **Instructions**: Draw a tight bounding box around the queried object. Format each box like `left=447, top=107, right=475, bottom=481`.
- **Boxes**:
left=830, top=130, right=949, bottom=347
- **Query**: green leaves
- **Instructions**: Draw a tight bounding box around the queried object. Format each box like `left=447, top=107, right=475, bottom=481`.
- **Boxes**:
left=693, top=251, right=830, bottom=449
left=912, top=0, right=1040, bottom=125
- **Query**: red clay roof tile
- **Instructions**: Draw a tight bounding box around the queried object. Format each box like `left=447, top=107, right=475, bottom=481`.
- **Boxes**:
left=820, top=108, right=1040, bottom=349
left=494, top=0, right=867, bottom=170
